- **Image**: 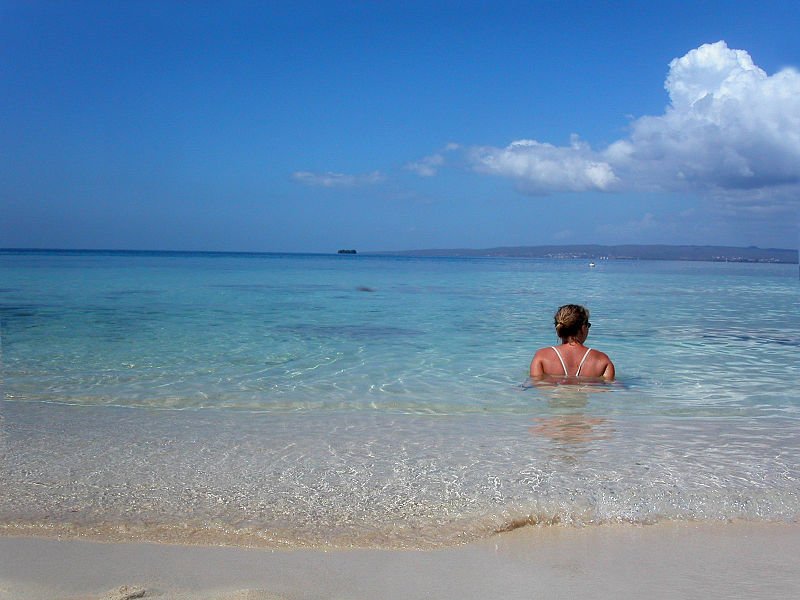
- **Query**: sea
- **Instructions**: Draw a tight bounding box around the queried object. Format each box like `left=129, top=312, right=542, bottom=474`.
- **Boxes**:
left=0, top=249, right=798, bottom=549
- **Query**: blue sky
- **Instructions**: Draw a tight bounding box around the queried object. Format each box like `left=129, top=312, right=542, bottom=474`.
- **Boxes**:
left=2, top=1, right=799, bottom=252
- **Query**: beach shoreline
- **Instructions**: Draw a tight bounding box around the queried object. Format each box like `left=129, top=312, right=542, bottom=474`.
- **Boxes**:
left=3, top=254, right=799, bottom=599
left=2, top=520, right=799, bottom=599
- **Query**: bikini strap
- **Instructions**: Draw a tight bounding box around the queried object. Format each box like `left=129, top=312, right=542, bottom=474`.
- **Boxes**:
left=550, top=346, right=569, bottom=376
left=576, top=348, right=592, bottom=376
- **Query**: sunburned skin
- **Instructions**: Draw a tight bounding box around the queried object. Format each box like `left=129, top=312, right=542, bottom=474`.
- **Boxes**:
left=530, top=305, right=615, bottom=382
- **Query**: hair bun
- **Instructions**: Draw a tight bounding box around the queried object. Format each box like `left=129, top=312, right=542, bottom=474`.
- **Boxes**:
left=553, top=304, right=590, bottom=341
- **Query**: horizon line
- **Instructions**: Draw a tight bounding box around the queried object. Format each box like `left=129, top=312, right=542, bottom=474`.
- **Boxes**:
left=2, top=242, right=797, bottom=255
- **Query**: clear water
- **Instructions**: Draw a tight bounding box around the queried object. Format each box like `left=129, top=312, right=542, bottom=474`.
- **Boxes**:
left=1, top=250, right=798, bottom=548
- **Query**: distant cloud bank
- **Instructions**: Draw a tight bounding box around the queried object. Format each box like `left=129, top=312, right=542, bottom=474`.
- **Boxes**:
left=471, top=41, right=800, bottom=208
left=292, top=170, right=384, bottom=187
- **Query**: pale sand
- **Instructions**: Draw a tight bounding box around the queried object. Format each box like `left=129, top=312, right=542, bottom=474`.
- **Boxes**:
left=1, top=522, right=799, bottom=600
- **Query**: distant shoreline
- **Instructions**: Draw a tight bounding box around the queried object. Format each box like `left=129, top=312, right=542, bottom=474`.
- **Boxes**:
left=1, top=244, right=797, bottom=264
left=369, top=243, right=798, bottom=264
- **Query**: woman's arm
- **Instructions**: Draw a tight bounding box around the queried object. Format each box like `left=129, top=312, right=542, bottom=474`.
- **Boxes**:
left=602, top=357, right=615, bottom=381
left=530, top=350, right=546, bottom=378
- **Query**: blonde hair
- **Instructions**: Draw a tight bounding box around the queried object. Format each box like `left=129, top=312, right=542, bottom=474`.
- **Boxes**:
left=554, top=304, right=590, bottom=341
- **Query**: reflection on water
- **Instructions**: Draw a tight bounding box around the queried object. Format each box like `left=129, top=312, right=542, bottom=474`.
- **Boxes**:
left=527, top=384, right=614, bottom=455
left=523, top=375, right=619, bottom=392
left=530, top=415, right=612, bottom=446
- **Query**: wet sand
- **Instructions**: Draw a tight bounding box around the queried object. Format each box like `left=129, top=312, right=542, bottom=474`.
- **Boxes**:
left=1, top=521, right=799, bottom=599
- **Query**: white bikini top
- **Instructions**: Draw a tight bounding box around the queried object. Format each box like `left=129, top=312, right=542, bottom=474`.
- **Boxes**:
left=551, top=346, right=592, bottom=377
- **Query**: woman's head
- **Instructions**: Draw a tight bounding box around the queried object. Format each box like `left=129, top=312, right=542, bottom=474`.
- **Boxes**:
left=554, top=304, right=590, bottom=341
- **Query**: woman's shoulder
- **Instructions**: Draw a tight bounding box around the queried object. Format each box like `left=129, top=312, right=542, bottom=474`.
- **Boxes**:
left=532, top=345, right=561, bottom=360
left=587, top=348, right=612, bottom=362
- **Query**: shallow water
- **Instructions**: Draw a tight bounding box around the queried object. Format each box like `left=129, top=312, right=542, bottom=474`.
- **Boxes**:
left=1, top=250, right=798, bottom=547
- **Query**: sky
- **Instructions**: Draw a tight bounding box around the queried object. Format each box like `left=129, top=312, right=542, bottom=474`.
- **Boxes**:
left=1, top=1, right=799, bottom=253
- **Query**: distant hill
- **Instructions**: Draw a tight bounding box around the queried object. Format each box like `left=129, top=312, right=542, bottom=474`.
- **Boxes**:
left=372, top=244, right=798, bottom=264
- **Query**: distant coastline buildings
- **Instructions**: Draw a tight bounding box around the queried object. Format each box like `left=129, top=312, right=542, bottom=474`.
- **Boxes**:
left=372, top=244, right=797, bottom=264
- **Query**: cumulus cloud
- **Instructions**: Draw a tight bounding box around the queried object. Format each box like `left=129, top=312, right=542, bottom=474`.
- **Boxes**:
left=471, top=135, right=618, bottom=193
left=471, top=41, right=800, bottom=206
left=292, top=170, right=384, bottom=187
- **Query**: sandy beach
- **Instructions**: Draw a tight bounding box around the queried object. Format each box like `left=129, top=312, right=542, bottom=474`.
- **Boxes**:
left=1, top=521, right=798, bottom=600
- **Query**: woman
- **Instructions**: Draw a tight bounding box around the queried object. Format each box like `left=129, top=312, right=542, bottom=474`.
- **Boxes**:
left=530, top=304, right=615, bottom=381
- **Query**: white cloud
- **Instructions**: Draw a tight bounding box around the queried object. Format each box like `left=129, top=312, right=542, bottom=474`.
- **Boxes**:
left=621, top=42, right=800, bottom=194
left=471, top=135, right=618, bottom=193
left=292, top=170, right=384, bottom=187
left=471, top=41, right=800, bottom=207
left=405, top=143, right=461, bottom=177
left=405, top=153, right=444, bottom=177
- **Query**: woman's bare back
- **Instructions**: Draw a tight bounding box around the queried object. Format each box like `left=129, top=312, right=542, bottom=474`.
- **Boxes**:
left=530, top=343, right=614, bottom=380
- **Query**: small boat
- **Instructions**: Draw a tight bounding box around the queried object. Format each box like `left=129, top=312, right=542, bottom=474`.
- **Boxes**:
left=588, top=262, right=596, bottom=268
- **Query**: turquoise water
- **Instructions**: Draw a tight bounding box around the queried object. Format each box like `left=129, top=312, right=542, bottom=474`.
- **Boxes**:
left=1, top=250, right=799, bottom=547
